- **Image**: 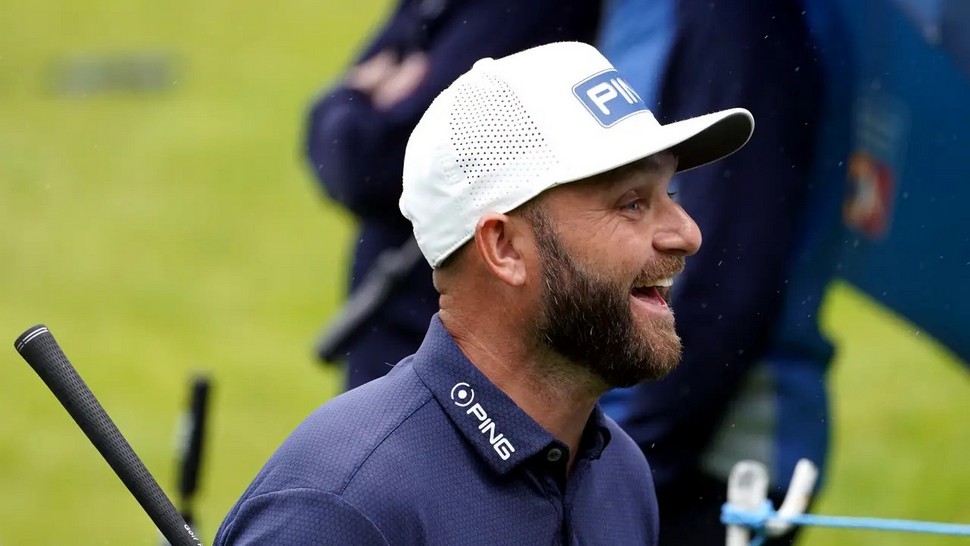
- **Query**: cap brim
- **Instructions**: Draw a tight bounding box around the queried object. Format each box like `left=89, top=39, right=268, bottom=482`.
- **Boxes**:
left=662, top=108, right=754, bottom=173
left=547, top=108, right=754, bottom=189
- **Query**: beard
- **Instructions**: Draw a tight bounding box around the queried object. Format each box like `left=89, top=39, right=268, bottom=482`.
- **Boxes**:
left=529, top=211, right=684, bottom=388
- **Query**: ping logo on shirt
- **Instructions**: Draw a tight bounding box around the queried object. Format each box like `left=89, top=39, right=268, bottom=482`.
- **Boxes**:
left=450, top=382, right=475, bottom=407
left=451, top=382, right=516, bottom=461
left=573, top=69, right=646, bottom=127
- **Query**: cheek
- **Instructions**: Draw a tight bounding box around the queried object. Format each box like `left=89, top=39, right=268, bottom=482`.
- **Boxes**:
left=599, top=230, right=651, bottom=276
left=575, top=220, right=646, bottom=259
left=553, top=216, right=649, bottom=281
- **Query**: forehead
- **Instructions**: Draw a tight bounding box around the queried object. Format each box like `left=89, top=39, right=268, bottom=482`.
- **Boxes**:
left=556, top=152, right=678, bottom=197
left=600, top=152, right=676, bottom=183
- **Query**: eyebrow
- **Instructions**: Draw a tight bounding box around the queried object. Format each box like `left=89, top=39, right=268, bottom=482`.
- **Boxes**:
left=593, top=155, right=670, bottom=189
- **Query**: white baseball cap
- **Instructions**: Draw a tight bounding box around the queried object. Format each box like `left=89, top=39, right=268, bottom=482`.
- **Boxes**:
left=400, top=41, right=754, bottom=268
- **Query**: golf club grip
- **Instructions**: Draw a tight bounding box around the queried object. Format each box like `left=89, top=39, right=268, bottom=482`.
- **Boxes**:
left=179, top=376, right=210, bottom=499
left=14, top=325, right=203, bottom=546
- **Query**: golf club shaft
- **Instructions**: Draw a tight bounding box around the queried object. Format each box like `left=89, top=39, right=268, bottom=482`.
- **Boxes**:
left=14, top=325, right=202, bottom=546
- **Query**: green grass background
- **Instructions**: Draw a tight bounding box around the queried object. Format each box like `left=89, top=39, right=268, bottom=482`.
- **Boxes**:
left=0, top=1, right=967, bottom=544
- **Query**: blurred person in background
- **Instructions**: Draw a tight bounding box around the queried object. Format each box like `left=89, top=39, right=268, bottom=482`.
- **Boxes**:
left=596, top=0, right=853, bottom=544
left=304, top=0, right=600, bottom=390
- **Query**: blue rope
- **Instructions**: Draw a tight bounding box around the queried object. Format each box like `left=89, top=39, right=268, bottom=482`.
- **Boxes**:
left=722, top=501, right=970, bottom=542
left=722, top=501, right=773, bottom=546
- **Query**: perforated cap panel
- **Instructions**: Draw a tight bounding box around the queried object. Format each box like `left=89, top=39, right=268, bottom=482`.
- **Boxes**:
left=447, top=71, right=559, bottom=212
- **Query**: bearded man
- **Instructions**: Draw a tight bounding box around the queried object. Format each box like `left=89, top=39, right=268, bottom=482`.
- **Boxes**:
left=215, top=41, right=753, bottom=545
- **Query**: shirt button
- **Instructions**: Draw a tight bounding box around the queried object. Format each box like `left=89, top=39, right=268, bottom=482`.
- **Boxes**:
left=546, top=447, right=563, bottom=462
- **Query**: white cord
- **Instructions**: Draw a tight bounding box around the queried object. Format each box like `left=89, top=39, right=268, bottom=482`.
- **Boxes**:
left=767, top=459, right=818, bottom=536
left=726, top=461, right=769, bottom=546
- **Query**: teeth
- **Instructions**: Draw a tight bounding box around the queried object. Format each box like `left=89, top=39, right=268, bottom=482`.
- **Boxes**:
left=635, top=277, right=674, bottom=289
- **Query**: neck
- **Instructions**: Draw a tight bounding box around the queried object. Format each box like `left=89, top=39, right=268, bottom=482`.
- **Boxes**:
left=439, top=305, right=606, bottom=472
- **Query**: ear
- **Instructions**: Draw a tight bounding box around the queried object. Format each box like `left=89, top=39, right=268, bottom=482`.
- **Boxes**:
left=474, top=212, right=529, bottom=287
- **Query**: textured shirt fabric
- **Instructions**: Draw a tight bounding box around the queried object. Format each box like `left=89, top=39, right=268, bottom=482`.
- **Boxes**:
left=214, top=315, right=659, bottom=545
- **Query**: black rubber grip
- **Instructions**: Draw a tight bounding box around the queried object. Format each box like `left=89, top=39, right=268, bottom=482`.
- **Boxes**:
left=179, top=375, right=210, bottom=502
left=14, top=325, right=203, bottom=546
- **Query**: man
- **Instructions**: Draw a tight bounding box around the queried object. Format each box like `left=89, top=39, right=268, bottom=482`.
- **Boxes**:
left=215, top=41, right=754, bottom=545
left=305, top=0, right=600, bottom=389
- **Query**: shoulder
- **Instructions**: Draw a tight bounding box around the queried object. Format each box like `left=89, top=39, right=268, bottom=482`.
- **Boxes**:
left=215, top=488, right=390, bottom=546
left=216, top=360, right=443, bottom=543
left=250, top=360, right=435, bottom=496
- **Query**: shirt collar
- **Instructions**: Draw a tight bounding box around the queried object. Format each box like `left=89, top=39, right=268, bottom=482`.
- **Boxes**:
left=582, top=404, right=613, bottom=461
left=412, top=314, right=612, bottom=475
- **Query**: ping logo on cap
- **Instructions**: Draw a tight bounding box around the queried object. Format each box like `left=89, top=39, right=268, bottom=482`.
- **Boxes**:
left=573, top=70, right=646, bottom=127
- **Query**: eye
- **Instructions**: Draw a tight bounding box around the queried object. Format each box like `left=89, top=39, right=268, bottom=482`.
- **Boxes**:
left=667, top=191, right=678, bottom=199
left=620, top=198, right=643, bottom=212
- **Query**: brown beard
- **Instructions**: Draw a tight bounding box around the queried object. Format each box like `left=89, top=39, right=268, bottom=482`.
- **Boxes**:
left=528, top=208, right=684, bottom=388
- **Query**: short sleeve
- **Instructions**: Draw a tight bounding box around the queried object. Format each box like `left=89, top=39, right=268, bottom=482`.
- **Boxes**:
left=214, top=488, right=390, bottom=546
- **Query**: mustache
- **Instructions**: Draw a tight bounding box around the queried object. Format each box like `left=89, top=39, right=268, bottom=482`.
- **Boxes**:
left=632, top=255, right=686, bottom=286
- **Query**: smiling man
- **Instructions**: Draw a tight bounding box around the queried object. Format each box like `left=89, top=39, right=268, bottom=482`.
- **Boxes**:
left=215, top=41, right=753, bottom=545
left=516, top=154, right=688, bottom=391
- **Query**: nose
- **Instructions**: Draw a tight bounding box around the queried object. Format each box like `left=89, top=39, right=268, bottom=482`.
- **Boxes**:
left=652, top=201, right=702, bottom=256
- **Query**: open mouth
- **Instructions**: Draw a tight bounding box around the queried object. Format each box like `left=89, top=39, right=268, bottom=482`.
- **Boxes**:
left=631, top=277, right=673, bottom=309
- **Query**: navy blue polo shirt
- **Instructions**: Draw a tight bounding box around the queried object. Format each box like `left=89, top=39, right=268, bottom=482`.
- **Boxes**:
left=214, top=315, right=659, bottom=545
